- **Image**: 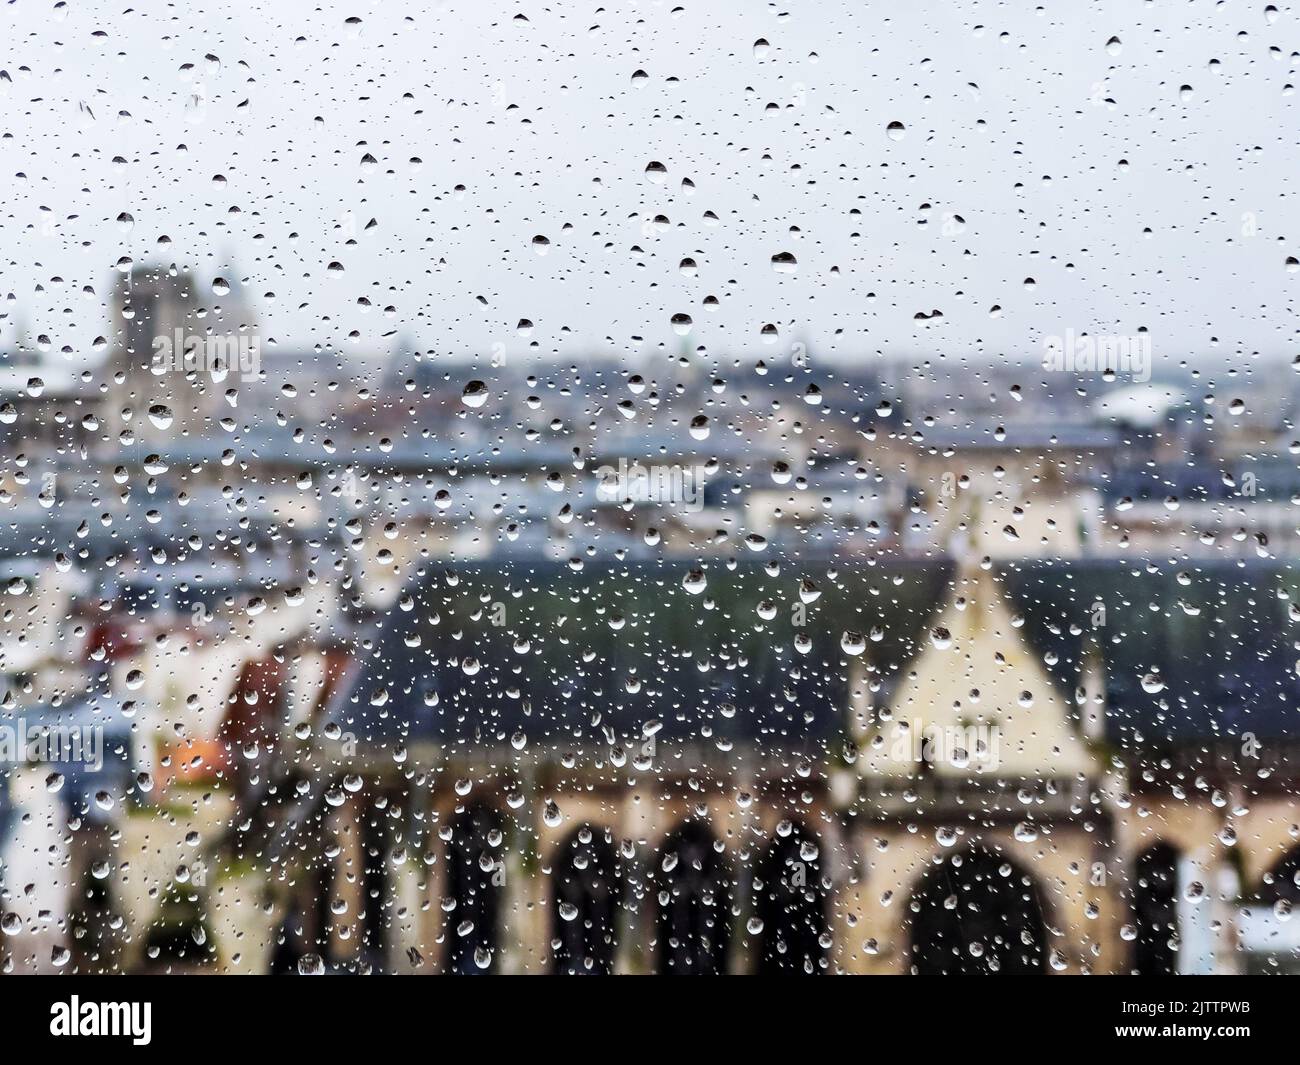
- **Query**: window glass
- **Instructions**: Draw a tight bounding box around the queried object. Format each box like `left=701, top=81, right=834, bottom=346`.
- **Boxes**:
left=0, top=0, right=1295, bottom=984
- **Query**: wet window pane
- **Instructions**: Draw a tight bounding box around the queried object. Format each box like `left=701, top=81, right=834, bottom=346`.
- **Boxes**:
left=0, top=1, right=1296, bottom=987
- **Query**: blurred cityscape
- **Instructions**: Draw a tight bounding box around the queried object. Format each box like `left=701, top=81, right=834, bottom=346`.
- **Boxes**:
left=1, top=264, right=1299, bottom=974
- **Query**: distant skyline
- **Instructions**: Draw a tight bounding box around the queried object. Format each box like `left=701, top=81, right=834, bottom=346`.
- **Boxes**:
left=1, top=0, right=1297, bottom=371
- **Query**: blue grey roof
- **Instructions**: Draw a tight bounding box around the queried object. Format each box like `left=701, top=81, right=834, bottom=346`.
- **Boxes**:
left=999, top=559, right=1300, bottom=746
left=331, top=559, right=953, bottom=753
left=1099, top=456, right=1300, bottom=504
left=333, top=557, right=1300, bottom=757
left=918, top=421, right=1121, bottom=452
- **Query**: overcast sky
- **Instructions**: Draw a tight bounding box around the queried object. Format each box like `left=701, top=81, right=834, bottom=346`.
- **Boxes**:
left=1, top=0, right=1297, bottom=372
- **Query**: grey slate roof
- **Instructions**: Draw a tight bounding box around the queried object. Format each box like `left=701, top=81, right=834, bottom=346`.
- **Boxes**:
left=330, top=559, right=953, bottom=753
left=999, top=558, right=1300, bottom=746
left=334, top=556, right=1300, bottom=757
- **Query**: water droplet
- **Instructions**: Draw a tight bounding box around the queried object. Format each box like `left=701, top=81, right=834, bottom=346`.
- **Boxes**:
left=1141, top=672, right=1165, bottom=694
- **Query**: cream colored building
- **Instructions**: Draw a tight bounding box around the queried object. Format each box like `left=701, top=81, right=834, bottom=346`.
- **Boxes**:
left=106, top=556, right=1300, bottom=976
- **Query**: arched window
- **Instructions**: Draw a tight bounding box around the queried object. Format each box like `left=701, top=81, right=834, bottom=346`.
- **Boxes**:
left=445, top=804, right=503, bottom=974
left=909, top=848, right=1047, bottom=974
left=69, top=847, right=120, bottom=973
left=654, top=821, right=732, bottom=975
left=1256, top=845, right=1300, bottom=906
left=1246, top=845, right=1300, bottom=973
left=1132, top=842, right=1179, bottom=975
left=754, top=824, right=829, bottom=974
left=271, top=829, right=335, bottom=975
left=551, top=824, right=621, bottom=974
left=138, top=884, right=217, bottom=974
left=360, top=797, right=393, bottom=970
